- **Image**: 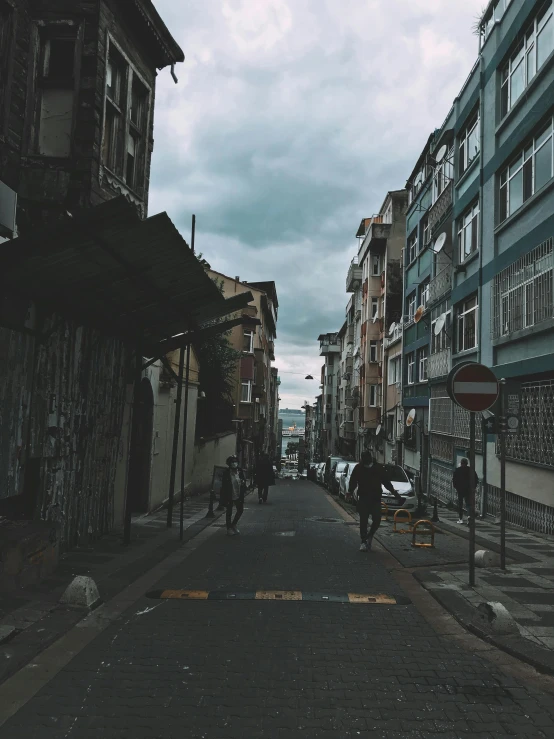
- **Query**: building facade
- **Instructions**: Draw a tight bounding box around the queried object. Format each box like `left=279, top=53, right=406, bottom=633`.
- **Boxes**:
left=318, top=333, right=340, bottom=458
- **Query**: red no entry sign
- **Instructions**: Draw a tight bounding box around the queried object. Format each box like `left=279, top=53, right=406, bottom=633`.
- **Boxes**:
left=447, top=362, right=499, bottom=412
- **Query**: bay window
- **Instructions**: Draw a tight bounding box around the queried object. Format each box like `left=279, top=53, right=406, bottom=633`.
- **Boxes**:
left=499, top=117, right=554, bottom=223
left=501, top=2, right=554, bottom=117
left=457, top=201, right=479, bottom=262
left=369, top=340, right=378, bottom=363
left=456, top=296, right=478, bottom=352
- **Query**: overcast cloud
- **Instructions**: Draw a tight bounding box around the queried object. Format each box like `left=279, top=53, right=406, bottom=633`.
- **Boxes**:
left=149, top=0, right=485, bottom=409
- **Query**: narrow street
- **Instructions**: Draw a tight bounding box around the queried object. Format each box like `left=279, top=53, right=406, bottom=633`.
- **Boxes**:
left=2, top=480, right=554, bottom=738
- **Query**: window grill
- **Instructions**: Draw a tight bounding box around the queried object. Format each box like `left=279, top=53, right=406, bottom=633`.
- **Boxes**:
left=485, top=484, right=554, bottom=536
left=498, top=378, right=554, bottom=468
left=491, top=237, right=553, bottom=338
left=431, top=461, right=483, bottom=510
left=430, top=434, right=452, bottom=463
left=430, top=390, right=483, bottom=443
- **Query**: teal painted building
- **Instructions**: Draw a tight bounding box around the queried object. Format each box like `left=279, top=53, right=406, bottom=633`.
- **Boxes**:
left=404, top=0, right=554, bottom=533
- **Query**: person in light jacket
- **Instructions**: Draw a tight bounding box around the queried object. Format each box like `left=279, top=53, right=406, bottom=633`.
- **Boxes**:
left=220, top=455, right=246, bottom=536
left=348, top=450, right=401, bottom=552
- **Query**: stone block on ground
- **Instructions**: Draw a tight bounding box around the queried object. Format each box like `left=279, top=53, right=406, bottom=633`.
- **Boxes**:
left=473, top=601, right=520, bottom=636
left=59, top=576, right=101, bottom=610
left=475, top=549, right=501, bottom=568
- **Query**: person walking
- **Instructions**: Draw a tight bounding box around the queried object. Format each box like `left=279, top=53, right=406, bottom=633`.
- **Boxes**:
left=255, top=452, right=275, bottom=504
left=453, top=458, right=479, bottom=525
left=220, top=455, right=246, bottom=536
left=348, top=451, right=401, bottom=551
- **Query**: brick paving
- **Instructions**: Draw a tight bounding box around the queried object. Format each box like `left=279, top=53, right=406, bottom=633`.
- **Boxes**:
left=2, top=480, right=554, bottom=737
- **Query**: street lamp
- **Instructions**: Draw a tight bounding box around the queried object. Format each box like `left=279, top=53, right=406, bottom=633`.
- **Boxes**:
left=305, top=375, right=314, bottom=379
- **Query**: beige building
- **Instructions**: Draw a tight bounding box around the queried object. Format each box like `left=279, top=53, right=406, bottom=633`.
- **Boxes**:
left=206, top=271, right=279, bottom=472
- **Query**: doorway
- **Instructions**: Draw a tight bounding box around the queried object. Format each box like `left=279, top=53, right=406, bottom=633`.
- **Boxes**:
left=128, top=378, right=154, bottom=514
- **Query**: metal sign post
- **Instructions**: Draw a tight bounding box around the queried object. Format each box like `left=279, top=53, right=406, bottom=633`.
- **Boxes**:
left=498, top=379, right=520, bottom=570
left=447, top=362, right=499, bottom=587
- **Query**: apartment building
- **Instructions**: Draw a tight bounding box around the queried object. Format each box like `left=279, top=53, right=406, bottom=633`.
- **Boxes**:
left=317, top=334, right=340, bottom=458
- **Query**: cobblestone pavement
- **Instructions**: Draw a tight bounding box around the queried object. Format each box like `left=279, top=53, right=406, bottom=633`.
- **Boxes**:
left=3, top=480, right=554, bottom=738
left=337, top=493, right=554, bottom=652
left=0, top=491, right=222, bottom=684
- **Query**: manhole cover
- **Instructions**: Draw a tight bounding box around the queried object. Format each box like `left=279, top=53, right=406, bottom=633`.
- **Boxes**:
left=307, top=517, right=344, bottom=524
left=275, top=531, right=296, bottom=536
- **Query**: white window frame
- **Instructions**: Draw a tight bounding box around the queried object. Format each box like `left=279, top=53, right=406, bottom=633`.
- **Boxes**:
left=499, top=116, right=554, bottom=223
left=458, top=201, right=480, bottom=262
left=368, top=384, right=378, bottom=407
left=432, top=147, right=454, bottom=204
left=500, top=2, right=554, bottom=118
left=421, top=217, right=430, bottom=250
left=101, top=35, right=152, bottom=198
left=456, top=296, right=479, bottom=352
left=371, top=254, right=380, bottom=276
left=369, top=340, right=378, bottom=363
left=418, top=346, right=428, bottom=382
left=371, top=297, right=379, bottom=318
left=243, top=329, right=254, bottom=353
left=431, top=310, right=452, bottom=354
left=407, top=230, right=418, bottom=264
left=407, top=292, right=417, bottom=320
left=407, top=353, right=415, bottom=385
left=420, top=280, right=430, bottom=309
left=458, top=111, right=480, bottom=175
left=241, top=380, right=253, bottom=403
left=388, top=355, right=401, bottom=385
left=498, top=245, right=553, bottom=335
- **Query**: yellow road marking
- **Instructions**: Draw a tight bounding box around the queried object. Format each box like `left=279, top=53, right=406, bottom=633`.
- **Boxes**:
left=255, top=590, right=302, bottom=601
left=347, top=593, right=397, bottom=604
left=159, top=589, right=209, bottom=600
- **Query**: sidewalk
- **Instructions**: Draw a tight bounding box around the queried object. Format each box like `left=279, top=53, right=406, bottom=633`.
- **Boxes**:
left=0, top=490, right=226, bottom=685
left=335, top=493, right=554, bottom=674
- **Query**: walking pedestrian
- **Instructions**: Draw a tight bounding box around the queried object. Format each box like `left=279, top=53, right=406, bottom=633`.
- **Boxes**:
left=348, top=451, right=401, bottom=551
left=220, top=455, right=246, bottom=536
left=453, top=458, right=479, bottom=524
left=255, top=452, right=275, bottom=504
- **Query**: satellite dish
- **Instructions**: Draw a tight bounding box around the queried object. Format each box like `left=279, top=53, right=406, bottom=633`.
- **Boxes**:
left=434, top=313, right=446, bottom=336
left=388, top=322, right=396, bottom=337
left=376, top=424, right=382, bottom=436
left=406, top=409, right=416, bottom=427
left=413, top=305, right=425, bottom=324
left=433, top=232, right=447, bottom=253
left=435, top=144, right=447, bottom=163
left=372, top=313, right=379, bottom=324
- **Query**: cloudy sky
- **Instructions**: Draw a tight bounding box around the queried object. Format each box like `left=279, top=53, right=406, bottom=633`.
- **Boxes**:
left=149, top=0, right=486, bottom=410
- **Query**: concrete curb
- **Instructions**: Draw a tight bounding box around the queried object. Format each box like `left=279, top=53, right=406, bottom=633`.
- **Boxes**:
left=413, top=569, right=554, bottom=677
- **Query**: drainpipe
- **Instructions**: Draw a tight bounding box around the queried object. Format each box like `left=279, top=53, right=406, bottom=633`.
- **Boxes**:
left=478, top=52, right=487, bottom=515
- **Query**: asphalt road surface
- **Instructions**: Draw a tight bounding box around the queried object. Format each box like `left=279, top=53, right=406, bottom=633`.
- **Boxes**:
left=2, top=479, right=554, bottom=738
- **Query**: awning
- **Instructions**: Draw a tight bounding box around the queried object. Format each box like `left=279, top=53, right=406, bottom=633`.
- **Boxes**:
left=0, top=197, right=254, bottom=355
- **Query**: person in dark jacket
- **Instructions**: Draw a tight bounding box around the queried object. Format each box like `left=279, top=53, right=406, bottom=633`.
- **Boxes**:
left=255, top=452, right=275, bottom=504
left=220, top=455, right=246, bottom=536
left=348, top=450, right=401, bottom=551
left=453, top=458, right=479, bottom=524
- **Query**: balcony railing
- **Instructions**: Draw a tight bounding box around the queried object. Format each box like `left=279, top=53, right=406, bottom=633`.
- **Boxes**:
left=346, top=323, right=355, bottom=344
left=427, top=349, right=451, bottom=379
left=428, top=268, right=452, bottom=304
left=428, top=180, right=453, bottom=234
left=346, top=257, right=363, bottom=293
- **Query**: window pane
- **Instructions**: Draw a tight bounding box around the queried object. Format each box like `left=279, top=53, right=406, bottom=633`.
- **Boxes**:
left=537, top=15, right=554, bottom=68
left=527, top=45, right=536, bottom=82
left=501, top=80, right=509, bottom=117
left=509, top=168, right=523, bottom=214
left=523, top=158, right=533, bottom=201
left=500, top=182, right=508, bottom=222
left=536, top=122, right=552, bottom=148
left=39, top=88, right=73, bottom=156
left=510, top=59, right=525, bottom=106
left=535, top=139, right=553, bottom=192
left=46, top=38, right=74, bottom=79
left=467, top=122, right=480, bottom=164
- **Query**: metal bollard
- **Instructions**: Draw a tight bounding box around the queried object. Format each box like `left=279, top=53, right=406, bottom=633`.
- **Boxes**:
left=412, top=519, right=435, bottom=548
left=393, top=509, right=412, bottom=534
left=431, top=496, right=440, bottom=523
left=205, top=489, right=216, bottom=518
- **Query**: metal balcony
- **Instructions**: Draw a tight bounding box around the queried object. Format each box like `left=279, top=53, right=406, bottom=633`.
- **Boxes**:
left=346, top=258, right=363, bottom=293
left=346, top=323, right=355, bottom=345
left=427, top=349, right=451, bottom=379
left=428, top=180, right=453, bottom=234
left=428, top=268, right=452, bottom=304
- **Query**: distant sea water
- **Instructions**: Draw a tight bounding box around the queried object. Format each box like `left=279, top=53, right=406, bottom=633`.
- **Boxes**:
left=279, top=410, right=305, bottom=457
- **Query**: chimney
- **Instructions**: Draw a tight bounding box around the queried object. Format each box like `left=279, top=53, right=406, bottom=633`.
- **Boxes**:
left=235, top=276, right=240, bottom=282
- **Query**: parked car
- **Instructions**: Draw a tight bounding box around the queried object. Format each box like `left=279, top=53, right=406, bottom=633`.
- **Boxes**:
left=381, top=464, right=417, bottom=512
left=324, top=456, right=345, bottom=489
left=316, top=462, right=326, bottom=484
left=330, top=461, right=348, bottom=495
left=339, top=461, right=358, bottom=499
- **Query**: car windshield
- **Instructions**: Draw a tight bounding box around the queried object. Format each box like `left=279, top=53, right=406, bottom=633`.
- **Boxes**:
left=336, top=463, right=347, bottom=473
left=383, top=465, right=409, bottom=483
